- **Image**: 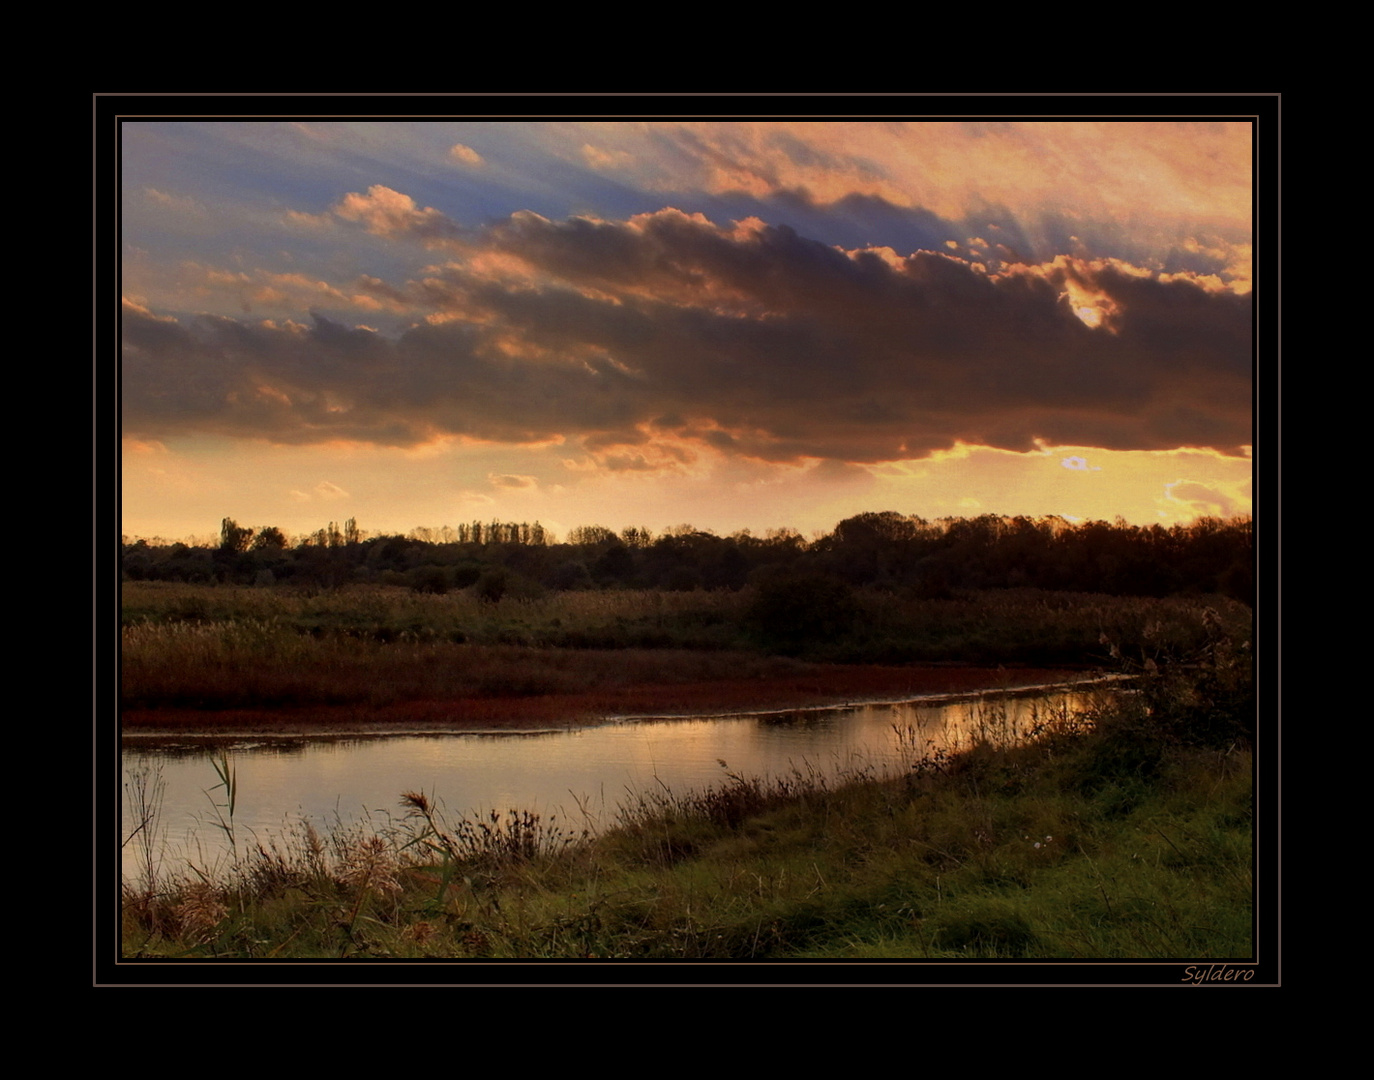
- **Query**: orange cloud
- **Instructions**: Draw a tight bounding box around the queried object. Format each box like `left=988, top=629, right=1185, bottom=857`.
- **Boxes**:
left=449, top=143, right=484, bottom=167
left=333, top=185, right=461, bottom=242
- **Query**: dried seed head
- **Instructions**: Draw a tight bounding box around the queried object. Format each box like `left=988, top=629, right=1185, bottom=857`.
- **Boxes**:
left=340, top=835, right=402, bottom=896
left=175, top=883, right=228, bottom=940
left=401, top=790, right=432, bottom=814
left=408, top=921, right=436, bottom=945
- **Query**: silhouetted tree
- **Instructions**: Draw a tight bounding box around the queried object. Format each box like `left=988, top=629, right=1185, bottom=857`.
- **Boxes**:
left=251, top=526, right=288, bottom=552
left=219, top=518, right=254, bottom=553
left=568, top=525, right=618, bottom=546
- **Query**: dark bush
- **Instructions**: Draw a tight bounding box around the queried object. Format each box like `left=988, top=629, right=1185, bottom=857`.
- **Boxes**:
left=451, top=564, right=483, bottom=590
left=551, top=560, right=594, bottom=590
left=475, top=568, right=509, bottom=603
left=746, top=569, right=860, bottom=654
left=409, top=565, right=449, bottom=595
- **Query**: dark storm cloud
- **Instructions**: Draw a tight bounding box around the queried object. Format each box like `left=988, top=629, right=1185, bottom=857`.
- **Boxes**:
left=122, top=208, right=1252, bottom=463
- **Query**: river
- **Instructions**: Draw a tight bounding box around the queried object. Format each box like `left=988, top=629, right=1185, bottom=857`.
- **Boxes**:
left=120, top=683, right=1105, bottom=883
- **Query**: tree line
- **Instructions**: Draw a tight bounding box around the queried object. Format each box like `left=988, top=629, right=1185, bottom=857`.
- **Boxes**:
left=121, top=511, right=1253, bottom=604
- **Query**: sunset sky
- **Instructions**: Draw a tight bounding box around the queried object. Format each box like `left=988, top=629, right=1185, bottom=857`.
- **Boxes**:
left=120, top=116, right=1254, bottom=544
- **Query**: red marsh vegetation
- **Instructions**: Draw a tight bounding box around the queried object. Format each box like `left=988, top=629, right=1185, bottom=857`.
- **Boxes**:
left=121, top=657, right=1082, bottom=735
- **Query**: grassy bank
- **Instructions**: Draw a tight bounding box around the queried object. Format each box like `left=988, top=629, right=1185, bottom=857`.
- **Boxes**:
left=121, top=651, right=1253, bottom=960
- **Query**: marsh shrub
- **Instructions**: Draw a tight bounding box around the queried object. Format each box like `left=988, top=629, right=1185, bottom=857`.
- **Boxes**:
left=551, top=560, right=594, bottom=590
left=746, top=568, right=860, bottom=653
left=665, top=566, right=703, bottom=592
left=475, top=568, right=509, bottom=603
left=451, top=564, right=483, bottom=590
left=409, top=566, right=449, bottom=595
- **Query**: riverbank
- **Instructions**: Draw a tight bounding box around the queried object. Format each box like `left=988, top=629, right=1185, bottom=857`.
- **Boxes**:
left=120, top=662, right=1088, bottom=737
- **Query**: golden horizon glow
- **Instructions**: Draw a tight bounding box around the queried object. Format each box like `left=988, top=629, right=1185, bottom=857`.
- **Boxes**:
left=121, top=432, right=1252, bottom=546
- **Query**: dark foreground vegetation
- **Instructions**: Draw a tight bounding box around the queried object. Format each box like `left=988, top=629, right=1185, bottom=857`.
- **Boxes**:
left=122, top=643, right=1253, bottom=959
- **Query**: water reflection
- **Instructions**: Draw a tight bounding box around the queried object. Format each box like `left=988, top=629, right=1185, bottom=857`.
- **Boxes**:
left=121, top=686, right=1104, bottom=881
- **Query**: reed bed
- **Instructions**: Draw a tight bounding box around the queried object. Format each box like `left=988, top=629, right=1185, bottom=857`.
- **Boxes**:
left=121, top=581, right=1249, bottom=724
left=120, top=626, right=840, bottom=715
left=121, top=581, right=748, bottom=639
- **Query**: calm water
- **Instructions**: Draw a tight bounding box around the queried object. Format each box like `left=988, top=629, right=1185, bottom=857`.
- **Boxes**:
left=121, top=686, right=1103, bottom=882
